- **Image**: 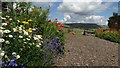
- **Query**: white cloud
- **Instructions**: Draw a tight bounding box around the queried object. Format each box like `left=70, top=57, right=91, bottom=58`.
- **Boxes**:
left=63, top=14, right=71, bottom=21
left=58, top=1, right=112, bottom=25
left=63, top=14, right=108, bottom=25
left=84, top=15, right=108, bottom=25
left=58, top=2, right=111, bottom=15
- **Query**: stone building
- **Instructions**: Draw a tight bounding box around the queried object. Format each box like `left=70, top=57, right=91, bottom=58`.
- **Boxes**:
left=108, top=13, right=120, bottom=31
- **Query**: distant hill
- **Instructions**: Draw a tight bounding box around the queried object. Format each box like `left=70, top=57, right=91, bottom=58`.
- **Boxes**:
left=64, top=23, right=101, bottom=29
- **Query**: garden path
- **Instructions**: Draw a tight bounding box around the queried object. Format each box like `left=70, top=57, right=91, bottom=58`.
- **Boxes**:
left=55, top=34, right=119, bottom=66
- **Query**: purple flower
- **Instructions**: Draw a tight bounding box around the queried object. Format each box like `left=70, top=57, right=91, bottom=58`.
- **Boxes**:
left=60, top=47, right=63, bottom=51
left=55, top=44, right=59, bottom=48
left=50, top=44, right=54, bottom=49
left=0, top=62, right=4, bottom=65
left=8, top=58, right=16, bottom=66
left=56, top=53, right=60, bottom=56
left=38, top=27, right=41, bottom=30
left=11, top=58, right=17, bottom=62
left=32, top=30, right=36, bottom=33
left=4, top=64, right=7, bottom=67
left=52, top=38, right=59, bottom=43
left=12, top=63, right=18, bottom=67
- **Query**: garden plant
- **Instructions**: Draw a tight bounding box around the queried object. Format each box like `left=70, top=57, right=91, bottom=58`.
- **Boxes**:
left=0, top=2, right=65, bottom=67
left=95, top=28, right=120, bottom=43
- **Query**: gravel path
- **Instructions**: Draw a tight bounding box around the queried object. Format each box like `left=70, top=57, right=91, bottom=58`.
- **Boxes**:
left=55, top=34, right=119, bottom=66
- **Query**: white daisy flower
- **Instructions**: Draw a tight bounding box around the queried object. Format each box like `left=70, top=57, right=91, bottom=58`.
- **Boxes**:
left=28, top=35, right=31, bottom=38
left=33, top=37, right=39, bottom=40
left=19, top=31, right=22, bottom=33
left=32, top=43, right=35, bottom=45
left=0, top=30, right=3, bottom=34
left=29, top=43, right=32, bottom=45
left=20, top=48, right=23, bottom=51
left=23, top=39, right=26, bottom=41
left=8, top=35, right=13, bottom=38
left=24, top=42, right=27, bottom=44
left=5, top=41, right=10, bottom=44
left=18, top=27, right=22, bottom=31
left=17, top=20, right=20, bottom=22
left=36, top=35, right=42, bottom=39
left=0, top=38, right=5, bottom=42
left=39, top=43, right=42, bottom=46
left=32, top=28, right=36, bottom=31
left=16, top=55, right=20, bottom=59
left=6, top=16, right=10, bottom=18
left=5, top=55, right=8, bottom=58
left=26, top=38, right=30, bottom=41
left=23, top=30, right=28, bottom=35
left=36, top=45, right=40, bottom=48
left=0, top=51, right=5, bottom=56
left=0, top=27, right=5, bottom=29
left=12, top=52, right=16, bottom=55
left=1, top=17, right=6, bottom=20
left=2, top=23, right=7, bottom=26
left=19, top=36, right=23, bottom=38
left=9, top=18, right=12, bottom=20
left=4, top=30, right=11, bottom=33
left=13, top=28, right=18, bottom=32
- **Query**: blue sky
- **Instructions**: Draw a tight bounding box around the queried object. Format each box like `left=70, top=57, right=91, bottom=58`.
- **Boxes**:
left=32, top=2, right=118, bottom=25
left=96, top=2, right=118, bottom=18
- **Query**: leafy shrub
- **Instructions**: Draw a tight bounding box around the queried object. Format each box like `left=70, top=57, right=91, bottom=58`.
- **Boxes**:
left=95, top=29, right=120, bottom=43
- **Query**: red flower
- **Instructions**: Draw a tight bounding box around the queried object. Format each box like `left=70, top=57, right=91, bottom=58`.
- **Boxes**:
left=58, top=27, right=63, bottom=31
left=6, top=23, right=10, bottom=27
left=51, top=22, right=54, bottom=24
left=60, top=24, right=64, bottom=27
left=10, top=16, right=14, bottom=18
left=72, top=32, right=76, bottom=35
left=48, top=20, right=51, bottom=22
left=57, top=22, right=61, bottom=25
left=15, top=9, right=20, bottom=13
left=31, top=10, right=35, bottom=13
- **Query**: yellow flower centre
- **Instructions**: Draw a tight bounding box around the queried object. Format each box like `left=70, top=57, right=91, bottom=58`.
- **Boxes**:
left=28, top=19, right=32, bottom=22
left=22, top=21, right=29, bottom=24
left=28, top=28, right=32, bottom=32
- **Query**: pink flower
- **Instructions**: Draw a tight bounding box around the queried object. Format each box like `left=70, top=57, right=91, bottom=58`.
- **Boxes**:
left=55, top=18, right=58, bottom=21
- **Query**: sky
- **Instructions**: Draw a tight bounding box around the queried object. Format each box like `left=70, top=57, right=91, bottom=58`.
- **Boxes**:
left=32, top=1, right=118, bottom=25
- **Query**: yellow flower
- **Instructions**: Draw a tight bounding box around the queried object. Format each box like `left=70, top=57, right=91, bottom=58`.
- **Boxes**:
left=28, top=19, right=32, bottom=22
left=22, top=21, right=29, bottom=25
left=28, top=28, right=32, bottom=32
left=103, top=30, right=109, bottom=34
